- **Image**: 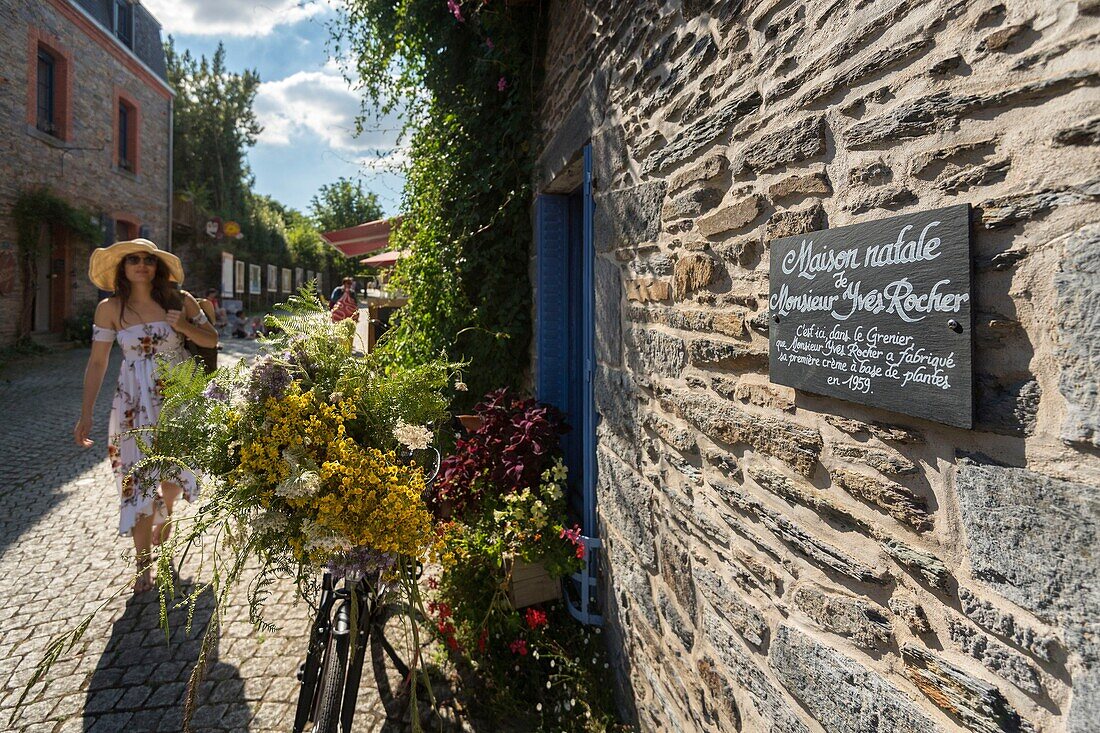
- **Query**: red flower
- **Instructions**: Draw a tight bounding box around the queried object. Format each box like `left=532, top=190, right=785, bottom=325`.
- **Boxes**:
left=477, top=628, right=489, bottom=653
left=524, top=608, right=548, bottom=630
left=509, top=638, right=528, bottom=656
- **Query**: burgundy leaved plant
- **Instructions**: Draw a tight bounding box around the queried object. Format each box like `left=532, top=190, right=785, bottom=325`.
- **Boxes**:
left=431, top=388, right=569, bottom=518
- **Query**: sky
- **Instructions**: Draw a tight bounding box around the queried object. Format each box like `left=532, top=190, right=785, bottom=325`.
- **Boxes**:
left=143, top=0, right=406, bottom=217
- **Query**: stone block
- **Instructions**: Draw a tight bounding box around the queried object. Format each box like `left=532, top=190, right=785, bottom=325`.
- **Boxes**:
left=954, top=460, right=1099, bottom=649
left=935, top=159, right=1010, bottom=193
left=642, top=91, right=762, bottom=176
left=663, top=186, right=723, bottom=220
left=657, top=587, right=695, bottom=651
left=880, top=539, right=951, bottom=591
left=594, top=257, right=622, bottom=366
left=626, top=278, right=671, bottom=302
left=956, top=587, right=1060, bottom=663
left=669, top=152, right=729, bottom=192
left=1053, top=224, right=1100, bottom=447
left=1053, top=116, right=1100, bottom=147
left=672, top=253, right=718, bottom=299
left=765, top=202, right=827, bottom=240
left=710, top=311, right=746, bottom=337
left=977, top=24, right=1028, bottom=53
left=740, top=116, right=826, bottom=172
left=974, top=375, right=1040, bottom=437
left=746, top=463, right=869, bottom=531
left=824, top=415, right=925, bottom=443
left=695, top=655, right=742, bottom=731
left=688, top=338, right=767, bottom=370
left=890, top=593, right=932, bottom=634
left=831, top=442, right=916, bottom=475
left=597, top=448, right=656, bottom=568
left=978, top=179, right=1100, bottom=229
left=846, top=71, right=1100, bottom=148
left=768, top=170, right=832, bottom=200
left=733, top=378, right=795, bottom=412
left=849, top=160, right=892, bottom=185
left=663, top=391, right=822, bottom=475
left=594, top=182, right=667, bottom=251
left=641, top=412, right=697, bottom=454
left=902, top=645, right=1027, bottom=733
left=791, top=584, right=892, bottom=649
left=703, top=615, right=811, bottom=733
left=607, top=539, right=659, bottom=632
left=771, top=625, right=941, bottom=733
left=909, top=137, right=998, bottom=177
left=712, top=479, right=886, bottom=584
left=697, top=194, right=765, bottom=237
left=693, top=561, right=768, bottom=648
left=946, top=616, right=1044, bottom=695
left=831, top=469, right=932, bottom=532
left=848, top=185, right=918, bottom=214
left=627, top=327, right=686, bottom=378
left=657, top=531, right=697, bottom=618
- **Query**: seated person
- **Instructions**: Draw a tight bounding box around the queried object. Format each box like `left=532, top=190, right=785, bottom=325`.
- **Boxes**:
left=249, top=316, right=266, bottom=339
left=230, top=310, right=249, bottom=339
left=329, top=277, right=357, bottom=308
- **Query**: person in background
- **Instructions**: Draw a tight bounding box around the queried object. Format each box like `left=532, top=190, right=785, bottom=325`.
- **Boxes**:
left=231, top=310, right=249, bottom=339
left=329, top=276, right=357, bottom=308
left=249, top=315, right=266, bottom=339
left=206, top=288, right=228, bottom=333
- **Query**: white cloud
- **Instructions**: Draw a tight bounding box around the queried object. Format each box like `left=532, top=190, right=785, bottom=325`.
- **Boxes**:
left=143, top=0, right=328, bottom=37
left=254, top=68, right=406, bottom=163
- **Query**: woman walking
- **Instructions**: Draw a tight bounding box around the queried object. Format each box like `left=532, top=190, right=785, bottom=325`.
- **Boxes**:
left=73, top=239, right=218, bottom=593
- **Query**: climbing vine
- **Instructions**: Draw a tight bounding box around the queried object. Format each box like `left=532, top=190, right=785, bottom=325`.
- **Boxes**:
left=11, top=188, right=100, bottom=338
left=333, top=0, right=544, bottom=408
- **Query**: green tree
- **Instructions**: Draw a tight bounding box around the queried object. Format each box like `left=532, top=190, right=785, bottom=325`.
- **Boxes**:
left=309, top=177, right=384, bottom=233
left=166, top=38, right=262, bottom=215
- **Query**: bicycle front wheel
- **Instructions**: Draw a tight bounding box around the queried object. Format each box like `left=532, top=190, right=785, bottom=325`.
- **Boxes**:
left=313, top=631, right=349, bottom=733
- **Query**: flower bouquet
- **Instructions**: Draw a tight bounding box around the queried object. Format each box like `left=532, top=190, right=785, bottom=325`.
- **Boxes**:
left=26, top=291, right=460, bottom=727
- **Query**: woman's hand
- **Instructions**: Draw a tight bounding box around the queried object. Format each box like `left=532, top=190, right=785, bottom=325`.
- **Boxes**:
left=165, top=308, right=185, bottom=332
left=74, top=415, right=93, bottom=447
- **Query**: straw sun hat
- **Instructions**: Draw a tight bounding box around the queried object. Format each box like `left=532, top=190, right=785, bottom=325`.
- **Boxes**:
left=88, top=239, right=184, bottom=291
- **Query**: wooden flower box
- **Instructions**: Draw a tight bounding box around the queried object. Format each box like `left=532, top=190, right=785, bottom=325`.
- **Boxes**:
left=457, top=414, right=483, bottom=433
left=504, top=556, right=561, bottom=609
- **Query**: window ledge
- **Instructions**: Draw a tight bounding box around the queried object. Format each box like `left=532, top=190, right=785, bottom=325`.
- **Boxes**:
left=25, top=124, right=66, bottom=147
left=113, top=166, right=139, bottom=181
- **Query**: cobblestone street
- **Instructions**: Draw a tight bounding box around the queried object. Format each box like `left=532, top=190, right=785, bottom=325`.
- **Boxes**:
left=0, top=336, right=443, bottom=733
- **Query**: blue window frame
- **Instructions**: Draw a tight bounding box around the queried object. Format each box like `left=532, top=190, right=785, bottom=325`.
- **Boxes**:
left=536, top=144, right=600, bottom=624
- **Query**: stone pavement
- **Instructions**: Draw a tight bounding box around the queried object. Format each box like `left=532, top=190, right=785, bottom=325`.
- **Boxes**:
left=0, top=340, right=456, bottom=732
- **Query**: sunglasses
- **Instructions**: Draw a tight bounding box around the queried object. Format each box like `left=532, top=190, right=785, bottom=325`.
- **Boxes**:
left=124, top=254, right=159, bottom=266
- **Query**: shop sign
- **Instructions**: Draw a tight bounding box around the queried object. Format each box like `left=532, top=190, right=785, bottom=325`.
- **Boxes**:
left=768, top=204, right=972, bottom=428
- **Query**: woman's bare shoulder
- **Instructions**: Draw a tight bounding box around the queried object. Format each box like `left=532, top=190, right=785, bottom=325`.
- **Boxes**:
left=94, top=297, right=121, bottom=329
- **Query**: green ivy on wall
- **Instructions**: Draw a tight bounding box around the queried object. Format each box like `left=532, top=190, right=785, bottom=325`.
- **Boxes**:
left=334, top=0, right=544, bottom=409
left=12, top=188, right=101, bottom=338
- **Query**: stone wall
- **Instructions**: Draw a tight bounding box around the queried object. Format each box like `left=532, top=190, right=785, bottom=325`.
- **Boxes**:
left=534, top=1, right=1100, bottom=731
left=0, top=0, right=171, bottom=343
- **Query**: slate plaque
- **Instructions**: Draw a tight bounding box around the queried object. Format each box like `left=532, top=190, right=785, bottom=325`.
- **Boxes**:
left=768, top=204, right=972, bottom=428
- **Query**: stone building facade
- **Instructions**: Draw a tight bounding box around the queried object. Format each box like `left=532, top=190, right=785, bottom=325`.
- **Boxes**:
left=533, top=1, right=1099, bottom=731
left=0, top=0, right=172, bottom=343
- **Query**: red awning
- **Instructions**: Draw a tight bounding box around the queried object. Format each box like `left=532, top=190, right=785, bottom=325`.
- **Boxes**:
left=360, top=249, right=410, bottom=267
left=320, top=216, right=402, bottom=258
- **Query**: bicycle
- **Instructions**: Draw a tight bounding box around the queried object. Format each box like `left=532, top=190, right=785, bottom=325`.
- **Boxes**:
left=292, top=447, right=441, bottom=733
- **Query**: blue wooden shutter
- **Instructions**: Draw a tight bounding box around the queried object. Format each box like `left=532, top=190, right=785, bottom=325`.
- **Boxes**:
left=536, top=194, right=569, bottom=410
left=581, top=144, right=597, bottom=537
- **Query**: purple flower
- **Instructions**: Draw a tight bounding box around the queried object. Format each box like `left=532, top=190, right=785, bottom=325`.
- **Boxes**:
left=447, top=0, right=464, bottom=22
left=247, top=356, right=293, bottom=402
left=202, top=381, right=229, bottom=402
left=497, top=76, right=508, bottom=92
left=327, top=547, right=396, bottom=579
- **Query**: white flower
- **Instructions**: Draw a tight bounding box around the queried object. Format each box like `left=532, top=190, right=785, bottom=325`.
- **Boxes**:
left=393, top=420, right=431, bottom=450
left=276, top=470, right=321, bottom=499
left=254, top=510, right=288, bottom=535
left=454, top=380, right=468, bottom=392
left=543, top=483, right=563, bottom=502
left=551, top=460, right=567, bottom=481
left=535, top=703, right=542, bottom=712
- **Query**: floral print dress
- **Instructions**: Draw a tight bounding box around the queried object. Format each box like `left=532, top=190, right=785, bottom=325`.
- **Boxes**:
left=92, top=317, right=204, bottom=535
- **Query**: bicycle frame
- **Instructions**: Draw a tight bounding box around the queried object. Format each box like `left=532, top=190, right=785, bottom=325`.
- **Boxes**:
left=293, top=446, right=440, bottom=733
